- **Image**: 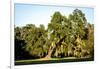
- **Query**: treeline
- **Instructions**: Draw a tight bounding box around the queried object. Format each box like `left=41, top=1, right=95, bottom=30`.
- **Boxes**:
left=15, top=9, right=94, bottom=60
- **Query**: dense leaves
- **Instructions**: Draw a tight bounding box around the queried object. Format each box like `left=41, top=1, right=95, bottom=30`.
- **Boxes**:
left=15, top=9, right=94, bottom=60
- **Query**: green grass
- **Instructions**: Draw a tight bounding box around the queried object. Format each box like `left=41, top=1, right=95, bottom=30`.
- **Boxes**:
left=15, top=57, right=93, bottom=65
left=16, top=57, right=76, bottom=62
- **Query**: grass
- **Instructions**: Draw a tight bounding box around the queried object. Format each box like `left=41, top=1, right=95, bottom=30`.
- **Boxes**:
left=15, top=57, right=94, bottom=65
left=16, top=57, right=76, bottom=62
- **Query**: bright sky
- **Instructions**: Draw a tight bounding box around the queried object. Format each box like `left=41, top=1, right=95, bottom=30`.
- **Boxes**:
left=15, top=4, right=94, bottom=29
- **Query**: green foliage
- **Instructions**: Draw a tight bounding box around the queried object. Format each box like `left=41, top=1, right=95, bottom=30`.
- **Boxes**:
left=15, top=9, right=94, bottom=60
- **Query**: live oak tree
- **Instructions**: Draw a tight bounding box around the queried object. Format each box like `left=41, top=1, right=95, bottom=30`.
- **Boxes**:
left=15, top=9, right=94, bottom=60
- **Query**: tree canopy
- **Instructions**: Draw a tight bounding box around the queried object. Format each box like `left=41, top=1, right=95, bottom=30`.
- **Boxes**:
left=15, top=9, right=94, bottom=60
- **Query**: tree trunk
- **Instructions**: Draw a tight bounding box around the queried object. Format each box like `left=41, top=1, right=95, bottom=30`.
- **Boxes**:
left=45, top=42, right=56, bottom=59
left=45, top=36, right=66, bottom=59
